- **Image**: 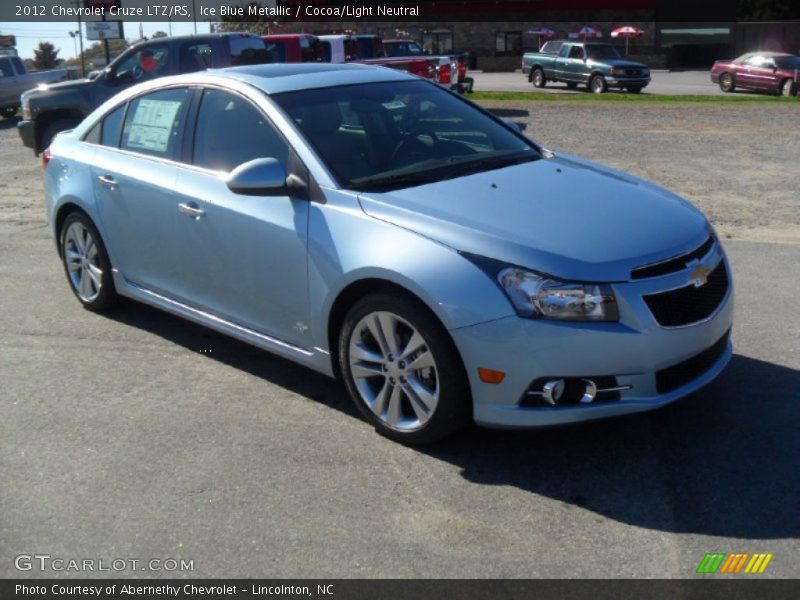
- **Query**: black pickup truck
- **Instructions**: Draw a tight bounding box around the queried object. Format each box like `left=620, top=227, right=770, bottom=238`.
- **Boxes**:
left=18, top=33, right=270, bottom=154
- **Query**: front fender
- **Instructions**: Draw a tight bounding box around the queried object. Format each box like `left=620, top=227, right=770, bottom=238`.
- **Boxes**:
left=307, top=189, right=515, bottom=352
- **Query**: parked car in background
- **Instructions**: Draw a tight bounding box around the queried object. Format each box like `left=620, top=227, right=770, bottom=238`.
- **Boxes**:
left=18, top=33, right=271, bottom=154
left=711, top=52, right=799, bottom=96
left=44, top=63, right=732, bottom=443
left=382, top=38, right=469, bottom=93
left=262, top=34, right=324, bottom=63
left=353, top=34, right=384, bottom=60
left=522, top=41, right=651, bottom=93
left=0, top=54, right=70, bottom=119
left=318, top=35, right=361, bottom=63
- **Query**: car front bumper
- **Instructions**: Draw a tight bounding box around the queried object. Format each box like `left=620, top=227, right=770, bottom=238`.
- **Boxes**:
left=17, top=119, right=36, bottom=151
left=450, top=253, right=734, bottom=428
left=605, top=77, right=651, bottom=89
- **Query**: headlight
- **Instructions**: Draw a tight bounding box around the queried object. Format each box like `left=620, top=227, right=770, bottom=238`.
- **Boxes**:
left=498, top=268, right=619, bottom=321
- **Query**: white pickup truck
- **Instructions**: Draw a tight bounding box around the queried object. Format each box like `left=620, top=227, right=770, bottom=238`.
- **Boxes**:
left=0, top=55, right=70, bottom=119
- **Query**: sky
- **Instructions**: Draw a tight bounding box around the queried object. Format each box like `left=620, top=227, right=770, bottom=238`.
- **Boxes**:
left=0, top=21, right=206, bottom=61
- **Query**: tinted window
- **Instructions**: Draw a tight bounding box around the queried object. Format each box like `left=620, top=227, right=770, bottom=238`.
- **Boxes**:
left=569, top=45, right=584, bottom=59
left=0, top=57, right=11, bottom=77
left=12, top=57, right=25, bottom=74
left=229, top=36, right=270, bottom=66
left=586, top=45, right=622, bottom=59
left=319, top=41, right=332, bottom=62
left=300, top=38, right=322, bottom=62
left=776, top=56, right=800, bottom=69
left=193, top=89, right=288, bottom=172
left=101, top=105, right=125, bottom=147
left=263, top=41, right=286, bottom=63
left=121, top=88, right=189, bottom=159
left=273, top=80, right=538, bottom=190
left=344, top=38, right=360, bottom=61
left=113, top=44, right=170, bottom=83
left=179, top=41, right=213, bottom=73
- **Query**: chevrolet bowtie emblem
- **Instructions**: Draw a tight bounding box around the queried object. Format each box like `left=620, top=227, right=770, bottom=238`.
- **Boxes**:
left=688, top=261, right=711, bottom=287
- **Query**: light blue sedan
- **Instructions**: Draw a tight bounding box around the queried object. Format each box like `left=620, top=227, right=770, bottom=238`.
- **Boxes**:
left=43, top=63, right=733, bottom=443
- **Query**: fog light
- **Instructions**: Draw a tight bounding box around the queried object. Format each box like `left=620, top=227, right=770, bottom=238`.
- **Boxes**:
left=542, top=379, right=565, bottom=405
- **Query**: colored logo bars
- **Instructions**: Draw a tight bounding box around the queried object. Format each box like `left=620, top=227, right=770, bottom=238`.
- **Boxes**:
left=696, top=553, right=773, bottom=574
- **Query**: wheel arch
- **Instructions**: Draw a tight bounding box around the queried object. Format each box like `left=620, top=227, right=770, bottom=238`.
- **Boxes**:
left=326, top=276, right=456, bottom=380
left=54, top=201, right=90, bottom=257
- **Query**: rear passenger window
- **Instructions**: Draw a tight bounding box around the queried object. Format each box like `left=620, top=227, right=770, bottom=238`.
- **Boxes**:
left=101, top=105, right=125, bottom=147
left=229, top=37, right=270, bottom=66
left=179, top=41, right=213, bottom=73
left=192, top=89, right=288, bottom=172
left=121, top=88, right=189, bottom=159
left=569, top=46, right=584, bottom=59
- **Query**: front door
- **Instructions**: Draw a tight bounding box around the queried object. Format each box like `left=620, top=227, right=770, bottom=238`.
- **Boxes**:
left=172, top=88, right=310, bottom=348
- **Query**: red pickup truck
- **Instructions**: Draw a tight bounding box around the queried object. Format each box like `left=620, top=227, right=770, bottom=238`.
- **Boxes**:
left=383, top=39, right=472, bottom=93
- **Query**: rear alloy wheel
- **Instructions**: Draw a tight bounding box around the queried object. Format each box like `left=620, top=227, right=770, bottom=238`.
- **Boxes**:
left=780, top=78, right=797, bottom=97
left=531, top=68, right=546, bottom=88
left=60, top=212, right=119, bottom=311
left=590, top=74, right=608, bottom=94
left=719, top=73, right=735, bottom=93
left=339, top=292, right=469, bottom=443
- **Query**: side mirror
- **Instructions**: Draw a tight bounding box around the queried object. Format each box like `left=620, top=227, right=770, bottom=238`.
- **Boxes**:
left=226, top=158, right=288, bottom=196
left=104, top=69, right=117, bottom=83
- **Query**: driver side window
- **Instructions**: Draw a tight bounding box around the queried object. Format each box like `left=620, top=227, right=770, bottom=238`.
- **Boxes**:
left=114, top=44, right=170, bottom=83
left=569, top=46, right=585, bottom=59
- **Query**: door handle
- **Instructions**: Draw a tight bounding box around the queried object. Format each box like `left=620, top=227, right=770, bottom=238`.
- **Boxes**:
left=97, top=175, right=117, bottom=189
left=178, top=203, right=205, bottom=219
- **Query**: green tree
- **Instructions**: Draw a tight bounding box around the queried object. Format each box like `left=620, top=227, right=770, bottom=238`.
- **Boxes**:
left=33, top=41, right=61, bottom=70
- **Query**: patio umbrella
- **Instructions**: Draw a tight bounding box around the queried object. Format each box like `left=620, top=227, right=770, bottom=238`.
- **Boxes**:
left=571, top=26, right=602, bottom=41
left=526, top=27, right=556, bottom=50
left=611, top=25, right=644, bottom=56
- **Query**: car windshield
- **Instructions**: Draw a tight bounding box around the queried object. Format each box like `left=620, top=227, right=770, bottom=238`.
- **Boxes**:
left=775, top=56, right=800, bottom=69
left=586, top=45, right=622, bottom=59
left=272, top=80, right=539, bottom=192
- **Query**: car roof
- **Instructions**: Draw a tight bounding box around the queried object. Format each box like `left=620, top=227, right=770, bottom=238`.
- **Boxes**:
left=734, top=51, right=792, bottom=62
left=206, top=62, right=415, bottom=94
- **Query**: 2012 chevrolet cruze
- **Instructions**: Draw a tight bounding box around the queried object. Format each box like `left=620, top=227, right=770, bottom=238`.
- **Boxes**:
left=44, top=64, right=733, bottom=443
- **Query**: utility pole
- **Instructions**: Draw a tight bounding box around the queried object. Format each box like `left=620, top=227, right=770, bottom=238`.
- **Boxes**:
left=73, top=1, right=86, bottom=77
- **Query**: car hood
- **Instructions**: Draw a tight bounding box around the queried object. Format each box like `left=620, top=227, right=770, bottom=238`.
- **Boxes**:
left=590, top=58, right=649, bottom=69
left=23, top=78, right=93, bottom=98
left=357, top=154, right=709, bottom=282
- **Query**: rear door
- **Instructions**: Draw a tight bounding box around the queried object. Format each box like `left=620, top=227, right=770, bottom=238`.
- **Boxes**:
left=91, top=87, right=193, bottom=295
left=171, top=87, right=311, bottom=347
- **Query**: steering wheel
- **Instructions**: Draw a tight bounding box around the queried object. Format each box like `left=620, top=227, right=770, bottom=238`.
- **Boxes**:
left=390, top=128, right=441, bottom=167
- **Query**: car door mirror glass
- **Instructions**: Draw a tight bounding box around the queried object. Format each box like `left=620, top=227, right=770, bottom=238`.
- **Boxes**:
left=226, top=158, right=288, bottom=195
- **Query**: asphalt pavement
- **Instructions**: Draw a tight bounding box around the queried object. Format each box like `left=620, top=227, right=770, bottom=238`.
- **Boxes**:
left=472, top=70, right=727, bottom=95
left=1, top=222, right=798, bottom=578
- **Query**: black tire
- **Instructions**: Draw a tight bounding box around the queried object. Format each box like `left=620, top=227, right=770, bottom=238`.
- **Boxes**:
left=589, top=74, right=607, bottom=94
left=42, top=118, right=80, bottom=150
left=627, top=86, right=643, bottom=94
left=59, top=211, right=120, bottom=311
left=780, top=78, right=797, bottom=97
left=0, top=106, right=17, bottom=119
left=338, top=291, right=471, bottom=444
left=565, top=82, right=579, bottom=90
left=719, top=72, right=735, bottom=93
left=531, top=68, right=546, bottom=88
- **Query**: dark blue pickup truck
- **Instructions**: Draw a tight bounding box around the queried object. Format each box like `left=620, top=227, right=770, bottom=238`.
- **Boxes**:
left=521, top=40, right=650, bottom=94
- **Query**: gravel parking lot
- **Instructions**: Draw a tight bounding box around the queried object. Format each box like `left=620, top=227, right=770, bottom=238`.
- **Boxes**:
left=1, top=102, right=799, bottom=579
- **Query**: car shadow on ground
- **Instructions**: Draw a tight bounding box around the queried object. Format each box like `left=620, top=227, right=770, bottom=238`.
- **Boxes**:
left=104, top=301, right=800, bottom=540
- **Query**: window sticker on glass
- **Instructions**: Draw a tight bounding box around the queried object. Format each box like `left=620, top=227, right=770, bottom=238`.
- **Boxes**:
left=126, top=99, right=182, bottom=153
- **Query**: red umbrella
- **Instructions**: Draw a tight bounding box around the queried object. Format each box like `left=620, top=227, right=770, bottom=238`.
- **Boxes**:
left=571, top=26, right=602, bottom=41
left=526, top=27, right=556, bottom=50
left=611, top=25, right=645, bottom=55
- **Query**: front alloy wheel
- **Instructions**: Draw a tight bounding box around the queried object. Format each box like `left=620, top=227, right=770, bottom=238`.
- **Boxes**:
left=781, top=78, right=797, bottom=97
left=339, top=292, right=469, bottom=443
left=60, top=212, right=119, bottom=310
left=719, top=73, right=735, bottom=93
left=590, top=74, right=607, bottom=94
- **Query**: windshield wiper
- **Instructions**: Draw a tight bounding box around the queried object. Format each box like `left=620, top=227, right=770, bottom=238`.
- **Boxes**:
left=349, top=169, right=446, bottom=192
left=444, top=152, right=540, bottom=178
